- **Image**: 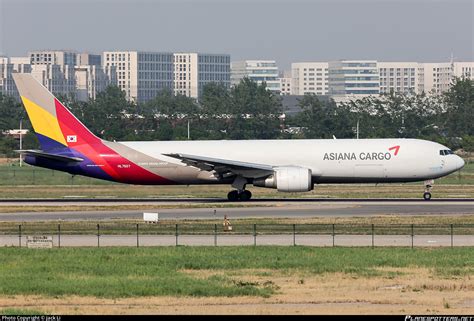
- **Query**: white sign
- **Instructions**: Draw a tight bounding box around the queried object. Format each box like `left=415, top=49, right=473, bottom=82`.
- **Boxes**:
left=143, top=212, right=159, bottom=223
left=26, top=236, right=53, bottom=248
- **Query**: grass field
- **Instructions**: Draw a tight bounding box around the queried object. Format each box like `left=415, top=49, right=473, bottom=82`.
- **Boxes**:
left=1, top=247, right=473, bottom=314
left=0, top=308, right=45, bottom=315
left=0, top=247, right=472, bottom=298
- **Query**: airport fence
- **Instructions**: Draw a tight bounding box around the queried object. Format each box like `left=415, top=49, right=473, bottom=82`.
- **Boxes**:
left=0, top=222, right=473, bottom=248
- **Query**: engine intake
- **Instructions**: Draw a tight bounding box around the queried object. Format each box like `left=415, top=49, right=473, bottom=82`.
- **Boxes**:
left=253, top=166, right=313, bottom=192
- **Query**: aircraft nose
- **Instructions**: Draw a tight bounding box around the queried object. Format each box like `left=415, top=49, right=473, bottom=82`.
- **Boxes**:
left=455, top=155, right=465, bottom=171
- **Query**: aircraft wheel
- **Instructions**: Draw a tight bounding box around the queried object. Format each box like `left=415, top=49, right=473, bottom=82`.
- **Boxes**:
left=227, top=190, right=239, bottom=201
left=423, top=192, right=432, bottom=201
left=239, top=190, right=252, bottom=201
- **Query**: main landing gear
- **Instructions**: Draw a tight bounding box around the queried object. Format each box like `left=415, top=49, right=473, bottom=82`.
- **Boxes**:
left=227, top=190, right=252, bottom=201
left=227, top=176, right=252, bottom=201
left=423, top=179, right=434, bottom=201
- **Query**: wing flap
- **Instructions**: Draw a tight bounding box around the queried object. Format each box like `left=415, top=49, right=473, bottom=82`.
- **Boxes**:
left=163, top=153, right=274, bottom=179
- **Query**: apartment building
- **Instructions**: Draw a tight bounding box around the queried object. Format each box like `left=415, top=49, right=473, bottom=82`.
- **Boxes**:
left=103, top=51, right=174, bottom=102
left=328, top=60, right=379, bottom=102
left=378, top=62, right=421, bottom=95
left=29, top=50, right=77, bottom=66
left=378, top=61, right=474, bottom=96
left=0, top=57, right=15, bottom=98
left=290, top=60, right=474, bottom=100
left=75, top=64, right=117, bottom=101
left=0, top=51, right=115, bottom=100
left=453, top=62, right=474, bottom=79
left=0, top=57, right=33, bottom=99
left=231, top=60, right=280, bottom=93
left=421, top=62, right=453, bottom=94
left=290, top=62, right=328, bottom=95
left=279, top=75, right=292, bottom=96
left=174, top=53, right=230, bottom=99
left=76, top=53, right=101, bottom=66
left=421, top=62, right=474, bottom=94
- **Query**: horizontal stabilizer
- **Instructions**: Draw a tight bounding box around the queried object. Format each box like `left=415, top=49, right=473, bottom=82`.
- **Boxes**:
left=16, top=150, right=84, bottom=163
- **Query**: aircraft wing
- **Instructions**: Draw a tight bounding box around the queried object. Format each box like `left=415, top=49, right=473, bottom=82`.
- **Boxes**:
left=163, top=153, right=274, bottom=179
left=16, top=150, right=84, bottom=163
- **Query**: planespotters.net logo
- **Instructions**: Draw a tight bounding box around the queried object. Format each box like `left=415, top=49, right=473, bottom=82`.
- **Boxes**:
left=405, top=316, right=473, bottom=321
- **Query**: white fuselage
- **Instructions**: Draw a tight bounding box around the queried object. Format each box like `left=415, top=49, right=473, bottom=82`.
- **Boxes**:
left=120, top=138, right=465, bottom=184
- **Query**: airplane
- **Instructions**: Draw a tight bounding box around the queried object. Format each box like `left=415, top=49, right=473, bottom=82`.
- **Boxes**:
left=12, top=73, right=465, bottom=201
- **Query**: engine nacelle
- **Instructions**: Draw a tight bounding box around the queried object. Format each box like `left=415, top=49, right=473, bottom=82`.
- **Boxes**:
left=253, top=166, right=313, bottom=192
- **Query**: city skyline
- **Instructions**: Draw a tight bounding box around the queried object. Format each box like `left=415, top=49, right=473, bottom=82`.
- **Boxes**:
left=1, top=0, right=472, bottom=71
left=2, top=50, right=472, bottom=104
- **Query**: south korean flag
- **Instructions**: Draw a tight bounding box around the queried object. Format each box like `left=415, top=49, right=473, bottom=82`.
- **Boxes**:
left=67, top=135, right=77, bottom=143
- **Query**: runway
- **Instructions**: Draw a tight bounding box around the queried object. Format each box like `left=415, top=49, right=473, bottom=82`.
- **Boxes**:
left=0, top=199, right=473, bottom=221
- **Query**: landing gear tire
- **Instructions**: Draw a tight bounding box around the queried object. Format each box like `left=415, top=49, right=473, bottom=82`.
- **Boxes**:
left=423, top=180, right=434, bottom=201
left=227, top=190, right=239, bottom=201
left=239, top=190, right=252, bottom=201
left=227, top=190, right=252, bottom=201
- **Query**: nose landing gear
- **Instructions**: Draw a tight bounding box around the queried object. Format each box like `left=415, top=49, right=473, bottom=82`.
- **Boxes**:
left=423, top=180, right=434, bottom=201
left=423, top=191, right=432, bottom=201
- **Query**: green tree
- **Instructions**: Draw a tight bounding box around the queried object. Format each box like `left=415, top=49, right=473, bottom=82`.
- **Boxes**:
left=443, top=77, right=474, bottom=137
left=199, top=82, right=232, bottom=139
left=0, top=93, right=27, bottom=131
left=293, top=94, right=354, bottom=139
left=144, top=89, right=200, bottom=140
left=227, top=78, right=282, bottom=139
left=0, top=93, right=37, bottom=156
left=337, top=91, right=444, bottom=139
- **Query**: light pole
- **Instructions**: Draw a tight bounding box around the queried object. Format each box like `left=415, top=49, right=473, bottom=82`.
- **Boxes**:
left=19, top=119, right=23, bottom=167
left=187, top=119, right=190, bottom=140
left=356, top=119, right=359, bottom=139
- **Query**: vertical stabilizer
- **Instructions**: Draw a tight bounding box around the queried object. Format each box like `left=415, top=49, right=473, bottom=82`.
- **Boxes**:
left=12, top=73, right=101, bottom=151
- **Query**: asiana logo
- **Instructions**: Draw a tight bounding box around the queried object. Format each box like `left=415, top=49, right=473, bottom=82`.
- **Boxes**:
left=323, top=145, right=401, bottom=161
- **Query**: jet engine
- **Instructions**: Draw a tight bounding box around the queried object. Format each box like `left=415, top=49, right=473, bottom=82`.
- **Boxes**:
left=253, top=166, right=313, bottom=192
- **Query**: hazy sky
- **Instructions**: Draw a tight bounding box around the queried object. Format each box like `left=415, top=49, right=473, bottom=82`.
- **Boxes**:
left=0, top=0, right=472, bottom=70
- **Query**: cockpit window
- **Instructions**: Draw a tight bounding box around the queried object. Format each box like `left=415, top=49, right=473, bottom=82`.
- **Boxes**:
left=439, top=149, right=454, bottom=156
